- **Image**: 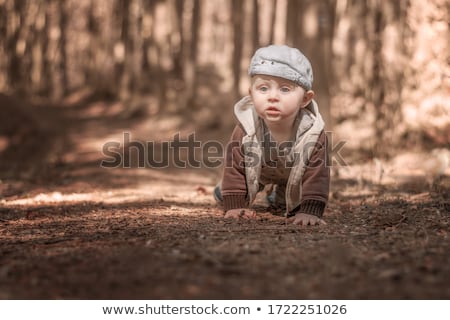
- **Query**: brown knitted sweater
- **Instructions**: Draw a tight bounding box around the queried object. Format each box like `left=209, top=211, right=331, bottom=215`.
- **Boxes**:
left=221, top=125, right=330, bottom=217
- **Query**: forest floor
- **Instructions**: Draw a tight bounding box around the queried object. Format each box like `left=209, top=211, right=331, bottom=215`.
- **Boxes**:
left=0, top=92, right=449, bottom=299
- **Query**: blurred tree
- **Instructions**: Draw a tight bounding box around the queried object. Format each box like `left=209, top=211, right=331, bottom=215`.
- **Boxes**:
left=286, top=0, right=335, bottom=130
left=117, top=0, right=131, bottom=100
left=184, top=0, right=200, bottom=107
left=59, top=0, right=68, bottom=97
left=232, top=0, right=244, bottom=99
left=268, top=0, right=277, bottom=45
left=252, top=0, right=260, bottom=52
left=5, top=0, right=25, bottom=93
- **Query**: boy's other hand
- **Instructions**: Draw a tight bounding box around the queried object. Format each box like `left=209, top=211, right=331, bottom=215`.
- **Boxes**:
left=291, top=213, right=326, bottom=226
left=224, top=209, right=257, bottom=220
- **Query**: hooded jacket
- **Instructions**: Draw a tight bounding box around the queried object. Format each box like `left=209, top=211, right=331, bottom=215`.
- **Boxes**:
left=221, top=96, right=330, bottom=217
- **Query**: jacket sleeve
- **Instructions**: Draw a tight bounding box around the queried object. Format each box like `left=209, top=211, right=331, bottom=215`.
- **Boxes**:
left=294, top=130, right=330, bottom=217
left=221, top=125, right=249, bottom=211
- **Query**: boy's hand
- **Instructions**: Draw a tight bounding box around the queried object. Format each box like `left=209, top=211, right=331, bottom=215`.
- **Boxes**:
left=224, top=209, right=257, bottom=220
left=291, top=213, right=326, bottom=226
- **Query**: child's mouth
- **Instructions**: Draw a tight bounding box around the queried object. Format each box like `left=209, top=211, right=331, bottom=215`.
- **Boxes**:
left=266, top=106, right=281, bottom=116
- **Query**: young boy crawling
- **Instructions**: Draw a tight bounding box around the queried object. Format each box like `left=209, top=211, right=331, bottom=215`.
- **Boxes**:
left=214, top=45, right=330, bottom=226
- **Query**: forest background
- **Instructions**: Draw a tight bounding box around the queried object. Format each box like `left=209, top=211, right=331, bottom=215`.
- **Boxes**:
left=1, top=0, right=449, bottom=156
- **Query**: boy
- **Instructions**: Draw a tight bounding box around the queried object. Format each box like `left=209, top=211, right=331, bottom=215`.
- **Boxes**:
left=215, top=45, right=330, bottom=226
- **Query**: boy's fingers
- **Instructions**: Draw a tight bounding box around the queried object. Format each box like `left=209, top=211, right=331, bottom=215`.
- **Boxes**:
left=224, top=209, right=257, bottom=220
left=292, top=217, right=326, bottom=226
left=243, top=211, right=257, bottom=219
left=224, top=211, right=240, bottom=219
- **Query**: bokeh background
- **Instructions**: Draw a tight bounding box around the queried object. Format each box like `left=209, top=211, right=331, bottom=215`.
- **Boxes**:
left=1, top=0, right=449, bottom=160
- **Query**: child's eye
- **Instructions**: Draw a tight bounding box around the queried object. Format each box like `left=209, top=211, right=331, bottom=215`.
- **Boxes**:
left=280, top=87, right=291, bottom=93
left=258, top=86, right=269, bottom=92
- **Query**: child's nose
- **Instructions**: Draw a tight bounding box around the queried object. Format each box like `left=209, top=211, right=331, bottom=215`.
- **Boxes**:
left=268, top=88, right=279, bottom=101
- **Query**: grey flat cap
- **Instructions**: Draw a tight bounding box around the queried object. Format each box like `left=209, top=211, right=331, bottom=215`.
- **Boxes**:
left=248, top=45, right=313, bottom=90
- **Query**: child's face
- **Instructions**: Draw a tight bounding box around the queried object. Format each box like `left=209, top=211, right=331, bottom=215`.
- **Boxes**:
left=249, top=75, right=314, bottom=125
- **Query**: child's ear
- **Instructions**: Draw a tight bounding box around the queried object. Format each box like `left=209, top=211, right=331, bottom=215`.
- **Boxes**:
left=300, top=90, right=315, bottom=108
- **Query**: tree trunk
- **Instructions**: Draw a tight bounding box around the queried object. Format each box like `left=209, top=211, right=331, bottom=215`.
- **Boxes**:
left=232, top=0, right=244, bottom=99
left=184, top=0, right=200, bottom=107
left=6, top=1, right=25, bottom=93
left=59, top=0, right=68, bottom=97
left=42, top=1, right=52, bottom=96
left=252, top=0, right=260, bottom=51
left=118, top=0, right=131, bottom=100
left=268, top=0, right=277, bottom=44
left=172, top=0, right=184, bottom=79
left=287, top=0, right=335, bottom=130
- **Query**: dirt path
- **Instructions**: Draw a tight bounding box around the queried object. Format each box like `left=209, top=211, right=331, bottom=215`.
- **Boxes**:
left=0, top=97, right=449, bottom=299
